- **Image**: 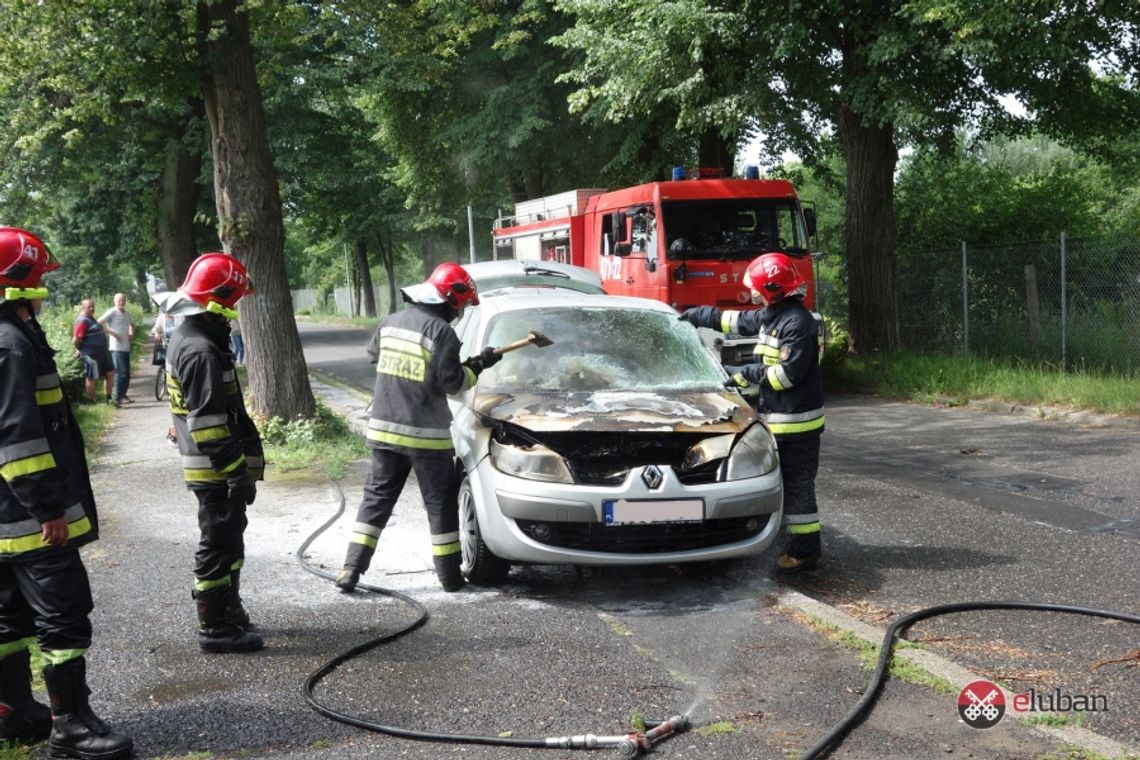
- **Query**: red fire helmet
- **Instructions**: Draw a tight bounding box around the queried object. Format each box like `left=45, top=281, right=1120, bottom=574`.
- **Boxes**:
left=179, top=252, right=254, bottom=318
left=0, top=226, right=59, bottom=301
left=742, top=252, right=804, bottom=303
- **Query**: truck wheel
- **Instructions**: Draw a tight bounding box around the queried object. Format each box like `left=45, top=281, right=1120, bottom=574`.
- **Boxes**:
left=458, top=476, right=510, bottom=585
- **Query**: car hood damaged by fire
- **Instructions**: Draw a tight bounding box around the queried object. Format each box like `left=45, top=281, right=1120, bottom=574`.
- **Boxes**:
left=448, top=291, right=783, bottom=583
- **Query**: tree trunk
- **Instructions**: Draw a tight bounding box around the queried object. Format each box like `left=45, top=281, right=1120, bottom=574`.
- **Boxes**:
left=698, top=129, right=736, bottom=176
left=155, top=112, right=203, bottom=289
left=355, top=239, right=376, bottom=318
left=837, top=103, right=899, bottom=354
left=381, top=229, right=398, bottom=316
left=196, top=0, right=315, bottom=420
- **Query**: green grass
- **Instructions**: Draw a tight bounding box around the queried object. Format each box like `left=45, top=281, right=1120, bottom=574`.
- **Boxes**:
left=798, top=613, right=958, bottom=695
left=695, top=721, right=737, bottom=737
left=1026, top=713, right=1086, bottom=729
left=826, top=351, right=1140, bottom=417
left=255, top=399, right=368, bottom=479
left=296, top=312, right=379, bottom=329
left=1035, top=745, right=1113, bottom=760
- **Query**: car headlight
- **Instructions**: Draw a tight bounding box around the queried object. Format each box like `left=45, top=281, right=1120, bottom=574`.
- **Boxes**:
left=490, top=440, right=574, bottom=483
left=725, top=423, right=779, bottom=480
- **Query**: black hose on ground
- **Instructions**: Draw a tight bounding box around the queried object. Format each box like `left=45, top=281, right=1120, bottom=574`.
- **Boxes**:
left=295, top=479, right=553, bottom=748
left=297, top=480, right=1140, bottom=757
left=798, top=600, right=1140, bottom=760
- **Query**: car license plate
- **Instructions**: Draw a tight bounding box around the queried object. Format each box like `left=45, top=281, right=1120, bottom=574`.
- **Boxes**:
left=603, top=499, right=703, bottom=526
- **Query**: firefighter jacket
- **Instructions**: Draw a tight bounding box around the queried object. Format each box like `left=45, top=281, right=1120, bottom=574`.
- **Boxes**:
left=366, top=303, right=476, bottom=456
left=0, top=305, right=98, bottom=562
left=688, top=299, right=824, bottom=439
left=166, top=314, right=264, bottom=489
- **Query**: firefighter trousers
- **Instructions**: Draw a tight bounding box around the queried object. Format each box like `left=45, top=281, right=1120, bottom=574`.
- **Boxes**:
left=343, top=448, right=459, bottom=573
left=777, top=433, right=822, bottom=559
left=0, top=549, right=93, bottom=664
left=193, top=488, right=248, bottom=593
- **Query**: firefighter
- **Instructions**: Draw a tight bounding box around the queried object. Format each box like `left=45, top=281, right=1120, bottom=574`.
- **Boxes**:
left=152, top=252, right=264, bottom=654
left=679, top=252, right=825, bottom=571
left=336, top=262, right=499, bottom=593
left=0, top=227, right=133, bottom=758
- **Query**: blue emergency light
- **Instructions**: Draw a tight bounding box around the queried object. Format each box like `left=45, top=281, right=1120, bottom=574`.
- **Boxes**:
left=745, top=165, right=760, bottom=180
left=671, top=166, right=686, bottom=181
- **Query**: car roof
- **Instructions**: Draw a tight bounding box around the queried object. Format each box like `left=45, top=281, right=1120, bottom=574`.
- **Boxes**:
left=465, top=260, right=604, bottom=296
left=474, top=290, right=676, bottom=316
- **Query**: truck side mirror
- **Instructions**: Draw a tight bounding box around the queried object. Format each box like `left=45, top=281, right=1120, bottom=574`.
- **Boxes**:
left=614, top=242, right=632, bottom=256
left=646, top=258, right=657, bottom=273
left=803, top=207, right=817, bottom=238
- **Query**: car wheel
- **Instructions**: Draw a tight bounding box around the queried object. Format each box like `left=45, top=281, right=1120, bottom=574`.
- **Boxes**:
left=458, top=476, right=510, bottom=584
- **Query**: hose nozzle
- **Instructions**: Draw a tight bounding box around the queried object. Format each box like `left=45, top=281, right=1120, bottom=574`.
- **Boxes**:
left=615, top=715, right=691, bottom=757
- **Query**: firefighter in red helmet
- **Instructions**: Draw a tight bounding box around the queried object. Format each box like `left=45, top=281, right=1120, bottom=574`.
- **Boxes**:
left=0, top=227, right=133, bottom=757
left=679, top=252, right=825, bottom=571
left=152, top=252, right=264, bottom=653
left=336, top=261, right=499, bottom=593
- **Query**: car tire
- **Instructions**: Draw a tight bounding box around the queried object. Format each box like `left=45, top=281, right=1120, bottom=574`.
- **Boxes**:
left=458, top=476, right=510, bottom=585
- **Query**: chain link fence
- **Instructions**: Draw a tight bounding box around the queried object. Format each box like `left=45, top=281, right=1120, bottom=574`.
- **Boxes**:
left=819, top=235, right=1140, bottom=374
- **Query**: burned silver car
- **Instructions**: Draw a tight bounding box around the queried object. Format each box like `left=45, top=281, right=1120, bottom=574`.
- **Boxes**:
left=448, top=291, right=783, bottom=583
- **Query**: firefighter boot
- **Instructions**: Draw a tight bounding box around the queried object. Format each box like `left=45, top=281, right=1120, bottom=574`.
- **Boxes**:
left=0, top=648, right=52, bottom=744
left=223, top=571, right=255, bottom=631
left=194, top=588, right=264, bottom=653
left=433, top=555, right=465, bottom=592
left=43, top=658, right=133, bottom=760
left=777, top=532, right=822, bottom=572
left=334, top=567, right=361, bottom=593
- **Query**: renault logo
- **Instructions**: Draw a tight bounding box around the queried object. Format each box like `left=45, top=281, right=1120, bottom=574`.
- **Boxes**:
left=641, top=465, right=664, bottom=490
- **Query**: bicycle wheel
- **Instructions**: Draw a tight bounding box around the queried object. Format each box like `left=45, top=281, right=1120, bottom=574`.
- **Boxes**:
left=155, top=366, right=168, bottom=401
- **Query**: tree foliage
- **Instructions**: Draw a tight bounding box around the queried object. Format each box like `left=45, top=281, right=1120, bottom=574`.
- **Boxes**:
left=555, top=0, right=1140, bottom=353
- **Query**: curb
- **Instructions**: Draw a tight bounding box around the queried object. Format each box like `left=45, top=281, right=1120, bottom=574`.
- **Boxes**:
left=936, top=397, right=1140, bottom=431
left=777, top=590, right=1139, bottom=759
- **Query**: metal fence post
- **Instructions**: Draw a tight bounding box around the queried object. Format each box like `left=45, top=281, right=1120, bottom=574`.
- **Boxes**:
left=961, top=240, right=969, bottom=355
left=1060, top=231, right=1067, bottom=373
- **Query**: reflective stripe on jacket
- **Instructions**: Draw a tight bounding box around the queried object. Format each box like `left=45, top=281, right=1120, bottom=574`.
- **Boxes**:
left=166, top=315, right=264, bottom=489
left=366, top=305, right=474, bottom=456
left=709, top=299, right=825, bottom=439
left=0, top=307, right=98, bottom=561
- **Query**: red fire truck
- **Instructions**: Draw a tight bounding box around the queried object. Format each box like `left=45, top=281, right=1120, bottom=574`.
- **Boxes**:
left=491, top=168, right=819, bottom=364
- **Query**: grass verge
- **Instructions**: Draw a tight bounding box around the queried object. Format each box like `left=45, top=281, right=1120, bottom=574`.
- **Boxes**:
left=255, top=398, right=368, bottom=480
left=826, top=351, right=1140, bottom=418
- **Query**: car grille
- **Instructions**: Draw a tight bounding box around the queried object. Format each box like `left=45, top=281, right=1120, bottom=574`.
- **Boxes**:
left=574, top=462, right=720, bottom=487
left=516, top=517, right=764, bottom=553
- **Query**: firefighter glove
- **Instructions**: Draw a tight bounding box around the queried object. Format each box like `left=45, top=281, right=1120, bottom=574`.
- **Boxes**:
left=226, top=472, right=257, bottom=505
left=464, top=346, right=502, bottom=375
left=677, top=306, right=720, bottom=329
left=723, top=366, right=751, bottom=389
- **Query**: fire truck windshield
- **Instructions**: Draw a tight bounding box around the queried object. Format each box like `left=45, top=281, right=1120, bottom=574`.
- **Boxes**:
left=661, top=199, right=807, bottom=261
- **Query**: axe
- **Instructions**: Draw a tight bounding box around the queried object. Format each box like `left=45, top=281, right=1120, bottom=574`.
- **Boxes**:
left=492, top=330, right=554, bottom=356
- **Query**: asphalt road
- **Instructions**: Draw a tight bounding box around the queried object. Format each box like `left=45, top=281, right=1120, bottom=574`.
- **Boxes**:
left=61, top=324, right=1137, bottom=760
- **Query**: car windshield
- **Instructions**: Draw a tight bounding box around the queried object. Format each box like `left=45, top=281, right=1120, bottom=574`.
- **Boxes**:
left=478, top=306, right=725, bottom=393
left=661, top=198, right=807, bottom=261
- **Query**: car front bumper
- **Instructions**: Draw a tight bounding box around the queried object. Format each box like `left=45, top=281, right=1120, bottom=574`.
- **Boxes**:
left=468, top=459, right=782, bottom=566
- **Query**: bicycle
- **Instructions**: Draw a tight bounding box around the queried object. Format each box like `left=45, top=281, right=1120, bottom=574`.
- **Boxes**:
left=153, top=338, right=168, bottom=402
